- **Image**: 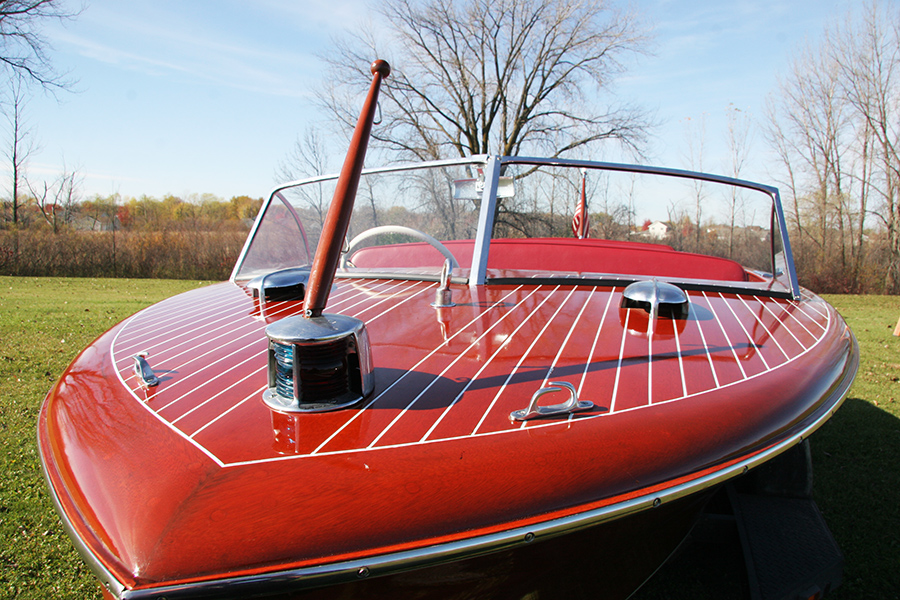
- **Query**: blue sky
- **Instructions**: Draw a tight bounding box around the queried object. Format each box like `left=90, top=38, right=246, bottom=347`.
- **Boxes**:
left=20, top=0, right=853, bottom=201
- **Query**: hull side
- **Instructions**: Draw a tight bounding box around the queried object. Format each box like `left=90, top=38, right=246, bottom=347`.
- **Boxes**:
left=38, top=280, right=857, bottom=597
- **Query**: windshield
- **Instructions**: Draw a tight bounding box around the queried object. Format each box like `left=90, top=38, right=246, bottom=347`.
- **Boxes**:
left=232, top=157, right=795, bottom=297
left=487, top=161, right=780, bottom=282
left=233, top=159, right=485, bottom=281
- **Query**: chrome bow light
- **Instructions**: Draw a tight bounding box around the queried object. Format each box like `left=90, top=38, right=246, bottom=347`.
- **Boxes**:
left=264, top=315, right=374, bottom=413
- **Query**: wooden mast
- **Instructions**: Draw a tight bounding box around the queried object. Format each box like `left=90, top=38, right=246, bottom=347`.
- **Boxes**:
left=304, top=59, right=391, bottom=318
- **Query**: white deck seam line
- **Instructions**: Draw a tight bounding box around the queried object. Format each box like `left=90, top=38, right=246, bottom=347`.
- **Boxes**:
left=364, top=289, right=514, bottom=445
left=363, top=282, right=439, bottom=323
left=117, top=289, right=242, bottom=336
left=116, top=292, right=244, bottom=344
left=110, top=312, right=227, bottom=468
left=702, top=291, right=747, bottom=379
left=110, top=279, right=405, bottom=461
left=146, top=330, right=271, bottom=408
left=673, top=307, right=688, bottom=399
left=472, top=285, right=569, bottom=435
left=755, top=296, right=807, bottom=350
left=118, top=280, right=395, bottom=389
left=778, top=301, right=818, bottom=338
left=115, top=281, right=372, bottom=356
left=688, top=291, right=719, bottom=388
left=313, top=285, right=529, bottom=454
left=190, top=384, right=269, bottom=438
left=151, top=281, right=419, bottom=410
left=173, top=358, right=268, bottom=425
left=418, top=288, right=551, bottom=442
left=739, top=296, right=790, bottom=361
left=609, top=304, right=630, bottom=413
left=328, top=279, right=415, bottom=315
left=789, top=300, right=828, bottom=333
left=119, top=282, right=386, bottom=352
left=510, top=286, right=585, bottom=430
left=111, top=286, right=834, bottom=469
left=799, top=293, right=828, bottom=318
left=116, top=299, right=261, bottom=359
left=122, top=301, right=296, bottom=388
left=367, top=286, right=542, bottom=447
left=719, top=293, right=771, bottom=372
left=115, top=281, right=390, bottom=384
left=227, top=306, right=833, bottom=467
left=539, top=287, right=597, bottom=390
left=530, top=286, right=597, bottom=426
left=576, top=287, right=616, bottom=400
left=115, top=293, right=249, bottom=354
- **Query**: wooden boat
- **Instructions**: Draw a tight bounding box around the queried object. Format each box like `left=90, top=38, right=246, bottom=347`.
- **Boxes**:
left=38, top=61, right=857, bottom=599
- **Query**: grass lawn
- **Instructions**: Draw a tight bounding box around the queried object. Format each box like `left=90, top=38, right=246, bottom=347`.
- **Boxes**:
left=1, top=278, right=897, bottom=599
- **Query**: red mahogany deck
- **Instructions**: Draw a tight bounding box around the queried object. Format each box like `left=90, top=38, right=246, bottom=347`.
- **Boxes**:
left=108, top=279, right=830, bottom=467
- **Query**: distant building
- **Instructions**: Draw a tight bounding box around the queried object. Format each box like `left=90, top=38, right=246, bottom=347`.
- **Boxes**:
left=647, top=221, right=668, bottom=239
left=72, top=216, right=120, bottom=232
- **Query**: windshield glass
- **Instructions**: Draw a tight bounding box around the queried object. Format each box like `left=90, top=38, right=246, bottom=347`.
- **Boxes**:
left=486, top=160, right=783, bottom=290
left=233, top=157, right=790, bottom=295
left=232, top=159, right=486, bottom=281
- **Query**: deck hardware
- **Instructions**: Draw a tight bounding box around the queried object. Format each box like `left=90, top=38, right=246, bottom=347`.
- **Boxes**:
left=264, top=314, right=374, bottom=413
left=247, top=267, right=310, bottom=303
left=132, top=352, right=159, bottom=387
left=621, top=279, right=689, bottom=335
left=510, top=381, right=592, bottom=421
left=357, top=567, right=370, bottom=578
left=621, top=279, right=689, bottom=319
left=432, top=258, right=456, bottom=308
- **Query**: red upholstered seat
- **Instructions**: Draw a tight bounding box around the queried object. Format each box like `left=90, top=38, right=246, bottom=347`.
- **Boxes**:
left=350, top=238, right=749, bottom=282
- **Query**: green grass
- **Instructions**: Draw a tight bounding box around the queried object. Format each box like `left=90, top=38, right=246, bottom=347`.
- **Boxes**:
left=1, top=279, right=897, bottom=599
left=0, top=277, right=211, bottom=600
left=810, top=295, right=900, bottom=599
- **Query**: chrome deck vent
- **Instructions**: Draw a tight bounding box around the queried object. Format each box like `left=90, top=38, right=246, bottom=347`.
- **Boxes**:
left=263, top=314, right=374, bottom=413
left=621, top=279, right=690, bottom=319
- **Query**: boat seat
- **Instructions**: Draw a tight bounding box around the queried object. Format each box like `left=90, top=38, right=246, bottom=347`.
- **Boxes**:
left=349, top=238, right=749, bottom=282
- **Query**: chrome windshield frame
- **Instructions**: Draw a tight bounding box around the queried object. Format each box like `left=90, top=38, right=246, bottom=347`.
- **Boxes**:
left=479, top=156, right=801, bottom=300
left=231, top=155, right=801, bottom=301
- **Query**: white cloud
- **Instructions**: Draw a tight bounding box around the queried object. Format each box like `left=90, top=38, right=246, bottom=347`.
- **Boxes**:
left=50, top=1, right=322, bottom=98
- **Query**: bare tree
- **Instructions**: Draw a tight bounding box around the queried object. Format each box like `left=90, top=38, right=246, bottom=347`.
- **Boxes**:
left=682, top=114, right=706, bottom=251
left=830, top=1, right=900, bottom=292
left=28, top=163, right=81, bottom=232
left=277, top=128, right=332, bottom=229
left=724, top=105, right=753, bottom=258
left=2, top=75, right=36, bottom=226
left=0, top=0, right=79, bottom=89
left=319, top=0, right=652, bottom=162
left=766, top=34, right=851, bottom=285
left=0, top=1, right=79, bottom=228
left=765, top=0, right=900, bottom=293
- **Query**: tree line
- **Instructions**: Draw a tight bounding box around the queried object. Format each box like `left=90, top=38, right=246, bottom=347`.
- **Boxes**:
left=0, top=193, right=263, bottom=280
left=766, top=1, right=899, bottom=293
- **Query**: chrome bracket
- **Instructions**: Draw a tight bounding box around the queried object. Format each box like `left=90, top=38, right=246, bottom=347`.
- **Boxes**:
left=432, top=258, right=456, bottom=308
left=132, top=352, right=159, bottom=387
left=510, top=381, right=592, bottom=421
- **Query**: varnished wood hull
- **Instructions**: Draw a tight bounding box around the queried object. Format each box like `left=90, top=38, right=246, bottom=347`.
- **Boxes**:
left=38, top=277, right=856, bottom=599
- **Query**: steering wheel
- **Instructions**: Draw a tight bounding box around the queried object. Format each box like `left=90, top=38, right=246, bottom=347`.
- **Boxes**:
left=340, top=225, right=459, bottom=270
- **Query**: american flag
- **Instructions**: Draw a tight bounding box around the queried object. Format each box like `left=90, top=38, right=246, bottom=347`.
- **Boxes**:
left=572, top=168, right=589, bottom=238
